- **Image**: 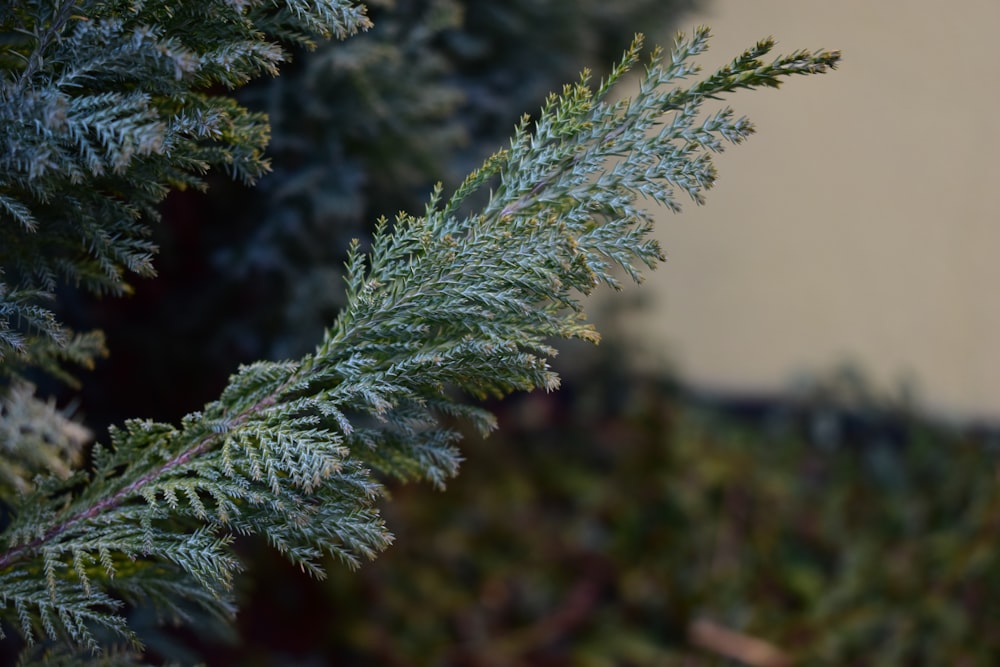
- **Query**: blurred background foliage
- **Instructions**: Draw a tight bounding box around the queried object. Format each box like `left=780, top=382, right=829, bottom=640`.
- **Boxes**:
left=49, top=0, right=1000, bottom=664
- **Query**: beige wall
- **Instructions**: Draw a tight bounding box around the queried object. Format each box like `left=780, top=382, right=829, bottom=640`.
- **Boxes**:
left=595, top=1, right=1000, bottom=420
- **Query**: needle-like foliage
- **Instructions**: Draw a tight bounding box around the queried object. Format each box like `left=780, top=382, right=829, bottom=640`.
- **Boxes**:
left=0, top=0, right=370, bottom=371
left=0, top=2, right=839, bottom=660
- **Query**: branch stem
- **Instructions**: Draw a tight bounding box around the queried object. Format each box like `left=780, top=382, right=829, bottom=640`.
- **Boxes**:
left=0, top=389, right=285, bottom=571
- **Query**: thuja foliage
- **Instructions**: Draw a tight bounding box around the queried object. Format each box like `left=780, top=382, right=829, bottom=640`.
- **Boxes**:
left=0, top=0, right=839, bottom=660
left=82, top=0, right=699, bottom=390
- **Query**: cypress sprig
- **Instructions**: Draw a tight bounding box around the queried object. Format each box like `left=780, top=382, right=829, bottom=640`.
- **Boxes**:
left=0, top=18, right=839, bottom=659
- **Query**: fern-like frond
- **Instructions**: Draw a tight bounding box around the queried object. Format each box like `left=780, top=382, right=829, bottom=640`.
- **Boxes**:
left=0, top=568, right=136, bottom=652
left=0, top=26, right=839, bottom=656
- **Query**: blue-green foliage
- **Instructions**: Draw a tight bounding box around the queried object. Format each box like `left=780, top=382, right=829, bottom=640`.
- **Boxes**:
left=203, top=0, right=701, bottom=364
left=0, top=1, right=839, bottom=660
left=0, top=0, right=370, bottom=369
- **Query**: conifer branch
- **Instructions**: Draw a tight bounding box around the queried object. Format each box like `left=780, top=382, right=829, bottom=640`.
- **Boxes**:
left=0, top=14, right=839, bottom=657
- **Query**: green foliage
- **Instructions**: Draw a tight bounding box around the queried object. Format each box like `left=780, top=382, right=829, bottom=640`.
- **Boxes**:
left=141, top=0, right=701, bottom=368
left=0, top=0, right=370, bottom=371
left=0, top=1, right=840, bottom=661
left=0, top=381, right=90, bottom=499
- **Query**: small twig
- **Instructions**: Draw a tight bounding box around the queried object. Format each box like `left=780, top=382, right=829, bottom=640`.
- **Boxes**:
left=688, top=617, right=793, bottom=667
